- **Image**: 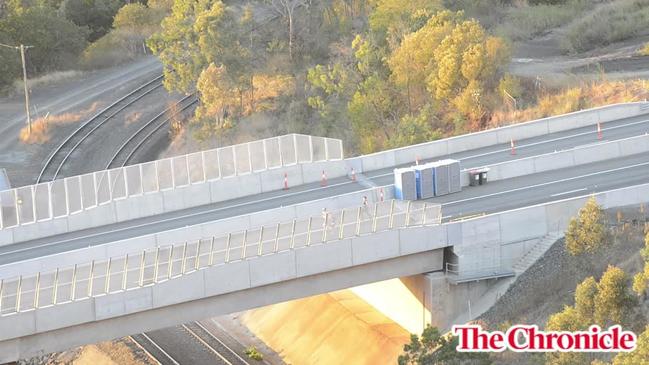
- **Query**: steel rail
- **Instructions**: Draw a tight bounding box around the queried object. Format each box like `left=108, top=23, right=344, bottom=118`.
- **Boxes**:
left=105, top=93, right=198, bottom=169
left=36, top=75, right=164, bottom=183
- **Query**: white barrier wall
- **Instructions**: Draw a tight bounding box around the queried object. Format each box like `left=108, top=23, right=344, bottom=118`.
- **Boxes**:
left=475, top=133, right=649, bottom=183
left=0, top=134, right=344, bottom=243
left=0, top=187, right=394, bottom=278
left=2, top=181, right=649, bottom=361
left=4, top=103, right=647, bottom=245
left=1, top=159, right=350, bottom=246
left=350, top=102, right=648, bottom=173
left=8, top=129, right=649, bottom=275
left=450, top=182, right=649, bottom=275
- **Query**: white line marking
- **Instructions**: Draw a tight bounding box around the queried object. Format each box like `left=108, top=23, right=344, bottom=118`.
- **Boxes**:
left=442, top=160, right=649, bottom=206
left=0, top=179, right=354, bottom=257
left=4, top=119, right=649, bottom=258
left=551, top=188, right=588, bottom=197
left=458, top=118, right=649, bottom=161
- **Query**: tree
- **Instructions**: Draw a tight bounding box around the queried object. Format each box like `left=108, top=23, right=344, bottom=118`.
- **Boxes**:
left=148, top=0, right=223, bottom=93
left=348, top=74, right=405, bottom=153
left=0, top=6, right=88, bottom=74
left=149, top=0, right=257, bottom=95
left=193, top=63, right=292, bottom=140
left=546, top=306, right=588, bottom=332
left=368, top=0, right=442, bottom=46
left=388, top=10, right=509, bottom=127
left=545, top=267, right=636, bottom=365
left=389, top=107, right=442, bottom=148
left=594, top=266, right=636, bottom=326
left=266, top=0, right=309, bottom=61
left=574, top=276, right=598, bottom=319
left=633, top=232, right=649, bottom=296
left=633, top=263, right=649, bottom=296
left=545, top=306, right=590, bottom=365
left=565, top=197, right=607, bottom=255
left=398, top=325, right=491, bottom=365
left=613, top=325, right=649, bottom=365
left=60, top=0, right=124, bottom=41
left=113, top=3, right=162, bottom=30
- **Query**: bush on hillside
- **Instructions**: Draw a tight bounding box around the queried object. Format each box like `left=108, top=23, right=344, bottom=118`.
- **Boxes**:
left=565, top=197, right=607, bottom=256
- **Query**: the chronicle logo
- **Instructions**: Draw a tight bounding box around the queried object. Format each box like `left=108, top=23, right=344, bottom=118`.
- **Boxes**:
left=452, top=324, right=637, bottom=353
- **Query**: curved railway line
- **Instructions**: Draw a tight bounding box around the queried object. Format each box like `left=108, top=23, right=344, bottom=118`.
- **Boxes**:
left=131, top=321, right=251, bottom=365
left=105, top=93, right=198, bottom=169
left=36, top=75, right=164, bottom=184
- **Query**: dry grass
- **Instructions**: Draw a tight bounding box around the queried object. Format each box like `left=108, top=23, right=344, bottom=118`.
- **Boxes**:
left=93, top=339, right=156, bottom=365
left=13, top=70, right=83, bottom=96
left=489, top=79, right=649, bottom=128
left=125, top=112, right=142, bottom=126
left=19, top=102, right=102, bottom=144
left=37, top=338, right=156, bottom=365
left=562, top=0, right=649, bottom=53
left=494, top=0, right=596, bottom=41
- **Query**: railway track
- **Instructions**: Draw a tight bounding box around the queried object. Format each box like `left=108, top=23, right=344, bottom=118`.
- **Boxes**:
left=183, top=322, right=251, bottom=365
left=36, top=75, right=164, bottom=183
left=130, top=333, right=180, bottom=365
left=131, top=321, right=251, bottom=365
left=105, top=93, right=198, bottom=169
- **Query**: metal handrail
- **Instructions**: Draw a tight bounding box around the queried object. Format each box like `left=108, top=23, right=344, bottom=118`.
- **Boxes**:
left=0, top=199, right=441, bottom=316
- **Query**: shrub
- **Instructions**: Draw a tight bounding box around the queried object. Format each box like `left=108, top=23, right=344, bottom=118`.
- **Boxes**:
left=244, top=346, right=263, bottom=361
left=565, top=197, right=607, bottom=256
left=81, top=2, right=166, bottom=70
left=81, top=30, right=144, bottom=69
left=561, top=0, right=649, bottom=53
left=494, top=0, right=592, bottom=41
left=639, top=42, right=649, bottom=56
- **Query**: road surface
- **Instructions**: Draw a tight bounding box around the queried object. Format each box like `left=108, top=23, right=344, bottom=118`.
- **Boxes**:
left=2, top=114, right=649, bottom=264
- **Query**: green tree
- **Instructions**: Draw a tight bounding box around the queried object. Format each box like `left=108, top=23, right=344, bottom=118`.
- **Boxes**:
left=613, top=325, right=649, bottom=365
left=389, top=107, right=442, bottom=148
left=633, top=232, right=649, bottom=295
left=368, top=0, right=442, bottom=46
left=398, top=325, right=491, bottom=365
left=575, top=276, right=598, bottom=319
left=148, top=0, right=221, bottom=93
left=149, top=0, right=255, bottom=95
left=546, top=306, right=588, bottom=332
left=388, top=10, right=509, bottom=128
left=565, top=197, right=607, bottom=256
left=633, top=263, right=649, bottom=296
left=0, top=6, right=88, bottom=75
left=546, top=306, right=590, bottom=365
left=113, top=3, right=163, bottom=30
left=595, top=266, right=636, bottom=326
left=546, top=267, right=637, bottom=365
left=348, top=74, right=405, bottom=153
left=60, top=0, right=123, bottom=41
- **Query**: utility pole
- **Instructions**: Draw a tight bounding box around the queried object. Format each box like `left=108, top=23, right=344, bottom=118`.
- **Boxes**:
left=0, top=43, right=33, bottom=134
left=20, top=44, right=31, bottom=134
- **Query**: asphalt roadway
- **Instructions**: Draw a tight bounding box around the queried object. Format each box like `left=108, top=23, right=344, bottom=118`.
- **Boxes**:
left=3, top=113, right=649, bottom=265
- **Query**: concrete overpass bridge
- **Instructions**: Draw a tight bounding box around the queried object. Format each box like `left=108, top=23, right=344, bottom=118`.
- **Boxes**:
left=2, top=102, right=649, bottom=360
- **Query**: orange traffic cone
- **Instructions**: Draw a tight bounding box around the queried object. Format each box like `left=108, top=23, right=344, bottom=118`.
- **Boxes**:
left=283, top=172, right=289, bottom=190
left=510, top=138, right=516, bottom=155
left=351, top=168, right=357, bottom=182
left=597, top=122, right=602, bottom=140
